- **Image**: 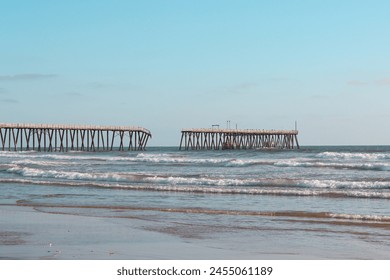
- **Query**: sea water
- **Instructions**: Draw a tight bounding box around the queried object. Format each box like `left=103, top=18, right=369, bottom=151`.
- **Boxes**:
left=1, top=146, right=390, bottom=259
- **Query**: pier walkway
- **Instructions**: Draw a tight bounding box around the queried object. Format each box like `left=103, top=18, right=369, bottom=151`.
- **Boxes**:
left=0, top=123, right=151, bottom=152
left=179, top=128, right=299, bottom=150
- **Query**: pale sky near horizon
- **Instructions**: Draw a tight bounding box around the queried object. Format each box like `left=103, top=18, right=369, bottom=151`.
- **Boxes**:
left=1, top=0, right=390, bottom=146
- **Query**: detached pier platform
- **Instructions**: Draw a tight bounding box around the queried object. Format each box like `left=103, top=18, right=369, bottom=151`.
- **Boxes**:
left=0, top=123, right=151, bottom=152
left=179, top=128, right=299, bottom=150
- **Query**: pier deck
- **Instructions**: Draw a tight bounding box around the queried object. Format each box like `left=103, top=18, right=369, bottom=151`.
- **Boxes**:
left=0, top=123, right=151, bottom=152
left=179, top=128, right=299, bottom=150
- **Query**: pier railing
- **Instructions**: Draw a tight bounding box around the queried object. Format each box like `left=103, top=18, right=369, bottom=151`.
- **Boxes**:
left=0, top=123, right=152, bottom=152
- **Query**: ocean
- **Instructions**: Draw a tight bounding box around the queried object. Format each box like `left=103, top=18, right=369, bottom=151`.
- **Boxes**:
left=1, top=146, right=390, bottom=259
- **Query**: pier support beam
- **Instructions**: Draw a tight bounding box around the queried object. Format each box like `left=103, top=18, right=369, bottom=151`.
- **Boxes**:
left=0, top=123, right=152, bottom=152
left=179, top=128, right=299, bottom=150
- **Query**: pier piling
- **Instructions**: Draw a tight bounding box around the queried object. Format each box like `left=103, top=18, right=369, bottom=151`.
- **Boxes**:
left=179, top=128, right=299, bottom=150
left=0, top=123, right=151, bottom=152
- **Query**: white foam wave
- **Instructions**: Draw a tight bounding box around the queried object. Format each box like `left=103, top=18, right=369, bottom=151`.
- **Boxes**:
left=329, top=213, right=390, bottom=222
left=11, top=159, right=74, bottom=167
left=1, top=151, right=237, bottom=166
left=133, top=153, right=276, bottom=167
left=0, top=151, right=107, bottom=161
left=274, top=160, right=390, bottom=171
left=0, top=163, right=18, bottom=170
left=1, top=150, right=276, bottom=168
left=5, top=165, right=284, bottom=186
left=317, top=152, right=390, bottom=160
left=300, top=179, right=390, bottom=189
left=6, top=163, right=390, bottom=191
left=144, top=176, right=277, bottom=186
left=2, top=177, right=390, bottom=199
left=136, top=153, right=243, bottom=166
left=7, top=166, right=127, bottom=182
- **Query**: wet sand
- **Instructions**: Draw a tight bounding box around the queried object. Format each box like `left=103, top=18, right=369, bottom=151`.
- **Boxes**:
left=1, top=205, right=285, bottom=260
left=0, top=205, right=223, bottom=260
left=1, top=204, right=389, bottom=260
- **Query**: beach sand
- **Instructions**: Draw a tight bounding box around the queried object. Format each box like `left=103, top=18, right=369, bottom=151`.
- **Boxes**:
left=0, top=205, right=215, bottom=260
left=1, top=204, right=389, bottom=260
left=0, top=205, right=260, bottom=259
left=0, top=204, right=307, bottom=260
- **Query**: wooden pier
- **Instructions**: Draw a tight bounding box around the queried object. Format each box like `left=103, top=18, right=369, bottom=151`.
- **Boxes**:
left=179, top=128, right=299, bottom=150
left=0, top=123, right=151, bottom=152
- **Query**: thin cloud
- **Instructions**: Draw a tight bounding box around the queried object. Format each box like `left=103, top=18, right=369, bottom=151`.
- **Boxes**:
left=347, top=78, right=390, bottom=86
left=65, top=92, right=83, bottom=97
left=347, top=80, right=367, bottom=86
left=88, top=82, right=113, bottom=89
left=310, top=94, right=329, bottom=99
left=376, top=78, right=390, bottom=85
left=0, top=73, right=57, bottom=81
left=265, top=77, right=289, bottom=82
left=229, top=83, right=258, bottom=94
left=1, top=98, right=19, bottom=103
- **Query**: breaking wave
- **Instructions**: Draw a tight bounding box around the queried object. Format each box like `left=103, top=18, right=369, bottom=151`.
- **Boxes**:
left=1, top=151, right=270, bottom=167
left=6, top=163, right=390, bottom=191
left=2, top=176, right=390, bottom=199
left=274, top=160, right=390, bottom=171
left=317, top=152, right=390, bottom=160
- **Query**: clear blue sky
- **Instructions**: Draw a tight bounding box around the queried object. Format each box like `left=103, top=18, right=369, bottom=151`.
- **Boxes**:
left=1, top=0, right=390, bottom=146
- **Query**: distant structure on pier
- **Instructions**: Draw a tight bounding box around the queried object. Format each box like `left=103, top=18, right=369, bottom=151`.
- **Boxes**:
left=179, top=128, right=299, bottom=150
left=0, top=123, right=151, bottom=152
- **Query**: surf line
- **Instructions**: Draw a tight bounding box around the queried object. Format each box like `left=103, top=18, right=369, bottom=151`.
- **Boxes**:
left=11, top=201, right=390, bottom=224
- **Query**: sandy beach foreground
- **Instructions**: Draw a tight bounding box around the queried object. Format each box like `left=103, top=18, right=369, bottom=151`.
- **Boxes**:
left=1, top=205, right=235, bottom=260
left=2, top=204, right=319, bottom=260
left=1, top=204, right=288, bottom=260
left=1, top=204, right=389, bottom=260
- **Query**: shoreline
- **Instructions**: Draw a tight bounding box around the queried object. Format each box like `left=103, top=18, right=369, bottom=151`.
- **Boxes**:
left=0, top=204, right=318, bottom=260
left=0, top=204, right=302, bottom=260
left=1, top=204, right=390, bottom=260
